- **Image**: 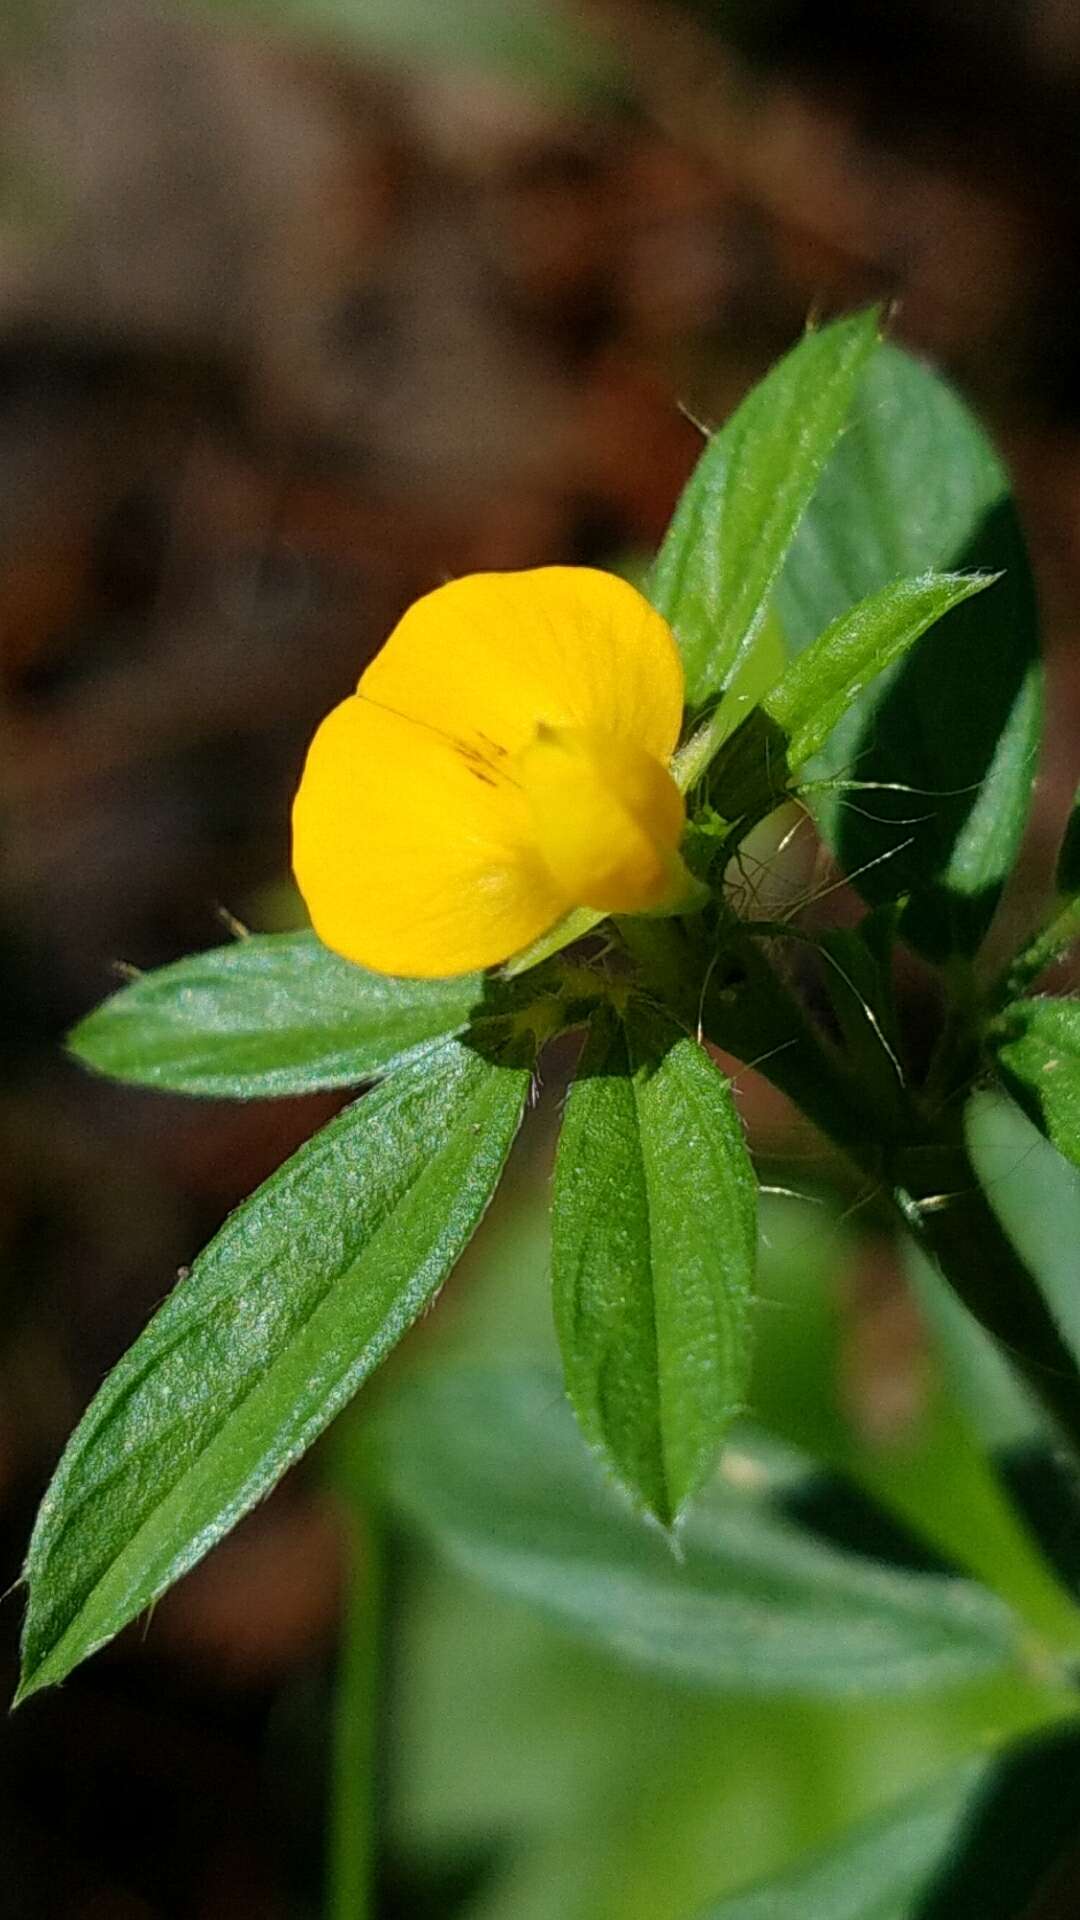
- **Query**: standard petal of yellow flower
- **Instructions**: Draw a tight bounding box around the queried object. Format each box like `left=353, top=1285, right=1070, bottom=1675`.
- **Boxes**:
left=360, top=566, right=683, bottom=762
left=291, top=566, right=688, bottom=978
left=292, top=695, right=567, bottom=977
left=513, top=724, right=687, bottom=913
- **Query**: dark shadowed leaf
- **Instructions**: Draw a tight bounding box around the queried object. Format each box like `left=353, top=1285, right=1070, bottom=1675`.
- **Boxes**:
left=552, top=1006, right=755, bottom=1523
left=775, top=343, right=1041, bottom=962
left=68, top=931, right=483, bottom=1097
left=651, top=310, right=880, bottom=711
left=18, top=1038, right=531, bottom=1701
left=1056, top=783, right=1080, bottom=896
left=372, top=1366, right=1024, bottom=1697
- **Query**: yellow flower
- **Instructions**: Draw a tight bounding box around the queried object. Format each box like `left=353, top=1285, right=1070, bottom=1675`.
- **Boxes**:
left=292, top=566, right=691, bottom=978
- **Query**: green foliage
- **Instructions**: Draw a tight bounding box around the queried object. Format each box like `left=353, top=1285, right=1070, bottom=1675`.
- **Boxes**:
left=348, top=1167, right=1077, bottom=1919
left=192, top=0, right=619, bottom=102
left=372, top=1366, right=1025, bottom=1697
left=17, top=1037, right=532, bottom=1700
left=552, top=1005, right=755, bottom=1524
left=652, top=310, right=880, bottom=715
left=991, top=997, right=1080, bottom=1172
left=701, top=1734, right=1080, bottom=1920
left=706, top=570, right=998, bottom=839
left=700, top=1757, right=989, bottom=1919
left=750, top=1190, right=1080, bottom=1655
left=965, top=1088, right=1080, bottom=1372
left=764, top=570, right=997, bottom=772
left=775, top=343, right=1042, bottom=961
left=24, top=304, right=1080, bottom=1920
left=69, top=931, right=483, bottom=1097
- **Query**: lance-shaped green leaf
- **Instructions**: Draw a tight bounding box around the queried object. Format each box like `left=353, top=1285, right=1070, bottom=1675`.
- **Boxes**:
left=707, top=571, right=997, bottom=832
left=552, top=1007, right=756, bottom=1524
left=991, top=998, right=1080, bottom=1173
left=372, top=1367, right=1024, bottom=1697
left=775, top=342, right=1042, bottom=962
left=17, top=1037, right=532, bottom=1702
left=651, top=309, right=881, bottom=711
left=765, top=570, right=997, bottom=771
left=700, top=1730, right=1080, bottom=1920
left=69, top=931, right=483, bottom=1098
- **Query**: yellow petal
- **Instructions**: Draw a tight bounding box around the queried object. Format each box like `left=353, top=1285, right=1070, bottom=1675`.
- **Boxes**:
left=291, top=567, right=688, bottom=978
left=292, top=694, right=568, bottom=977
left=360, top=567, right=683, bottom=762
left=514, top=724, right=687, bottom=913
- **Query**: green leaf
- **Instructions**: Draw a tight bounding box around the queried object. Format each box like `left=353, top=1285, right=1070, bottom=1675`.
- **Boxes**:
left=700, top=1758, right=989, bottom=1920
left=372, top=1366, right=1024, bottom=1697
left=775, top=342, right=1042, bottom=962
left=651, top=310, right=881, bottom=712
left=700, top=1730, right=1080, bottom=1920
left=191, top=0, right=619, bottom=104
left=17, top=1037, right=531, bottom=1701
left=965, top=1087, right=1080, bottom=1371
left=903, top=1241, right=1042, bottom=1459
left=552, top=1006, right=755, bottom=1524
left=754, top=1190, right=1079, bottom=1656
left=992, top=998, right=1080, bottom=1172
left=69, top=931, right=483, bottom=1098
left=764, top=571, right=997, bottom=771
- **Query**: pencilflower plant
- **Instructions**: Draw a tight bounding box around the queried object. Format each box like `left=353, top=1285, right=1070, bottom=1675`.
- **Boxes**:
left=19, top=306, right=1080, bottom=1910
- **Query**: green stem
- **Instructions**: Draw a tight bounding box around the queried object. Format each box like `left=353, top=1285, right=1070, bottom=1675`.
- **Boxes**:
left=995, top=895, right=1080, bottom=1005
left=328, top=1506, right=383, bottom=1920
left=671, top=716, right=723, bottom=793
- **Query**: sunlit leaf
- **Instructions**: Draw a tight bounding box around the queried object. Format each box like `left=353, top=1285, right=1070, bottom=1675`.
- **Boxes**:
left=68, top=931, right=483, bottom=1098
left=652, top=310, right=881, bottom=712
left=765, top=570, right=996, bottom=771
left=18, top=1038, right=531, bottom=1701
left=991, top=997, right=1080, bottom=1173
left=775, top=342, right=1042, bottom=961
left=553, top=1006, right=755, bottom=1524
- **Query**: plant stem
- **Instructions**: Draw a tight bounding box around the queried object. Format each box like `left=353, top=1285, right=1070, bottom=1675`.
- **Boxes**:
left=328, top=1506, right=383, bottom=1920
left=995, top=895, right=1080, bottom=1004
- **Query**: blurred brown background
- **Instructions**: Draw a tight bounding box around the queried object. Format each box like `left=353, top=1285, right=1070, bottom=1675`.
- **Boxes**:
left=4, top=1, right=1080, bottom=1912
